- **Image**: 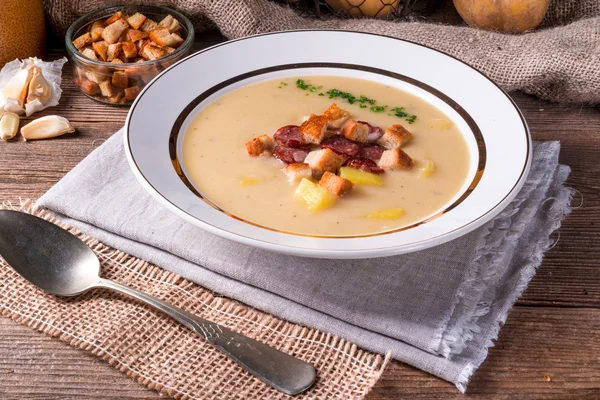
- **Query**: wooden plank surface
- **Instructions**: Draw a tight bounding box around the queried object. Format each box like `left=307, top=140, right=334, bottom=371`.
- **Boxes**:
left=0, top=38, right=599, bottom=399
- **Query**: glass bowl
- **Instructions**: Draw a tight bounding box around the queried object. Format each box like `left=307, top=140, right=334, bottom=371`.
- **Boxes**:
left=65, top=5, right=194, bottom=105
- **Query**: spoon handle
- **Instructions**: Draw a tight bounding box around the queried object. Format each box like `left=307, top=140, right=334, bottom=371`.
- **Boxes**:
left=96, top=278, right=315, bottom=395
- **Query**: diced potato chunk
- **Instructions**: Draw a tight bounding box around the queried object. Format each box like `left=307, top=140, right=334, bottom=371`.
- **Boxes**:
left=339, top=167, right=383, bottom=186
left=418, top=160, right=435, bottom=177
left=366, top=207, right=405, bottom=220
left=239, top=177, right=259, bottom=186
left=295, top=178, right=335, bottom=211
left=429, top=119, right=453, bottom=130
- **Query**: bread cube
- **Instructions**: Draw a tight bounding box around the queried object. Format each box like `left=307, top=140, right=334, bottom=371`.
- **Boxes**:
left=140, top=18, right=159, bottom=32
left=159, top=14, right=181, bottom=33
left=102, top=18, right=130, bottom=44
left=81, top=47, right=97, bottom=61
left=128, top=29, right=149, bottom=42
left=140, top=42, right=167, bottom=60
left=121, top=41, right=138, bottom=58
left=300, top=114, right=328, bottom=144
left=79, top=78, right=100, bottom=96
left=111, top=71, right=129, bottom=89
left=106, top=43, right=122, bottom=62
left=304, top=148, right=343, bottom=176
left=377, top=124, right=412, bottom=149
left=245, top=134, right=273, bottom=157
left=124, top=85, right=141, bottom=101
left=108, top=89, right=124, bottom=104
left=295, top=178, right=336, bottom=212
left=281, top=163, right=312, bottom=184
left=127, top=12, right=147, bottom=30
left=379, top=148, right=414, bottom=170
left=84, top=70, right=107, bottom=84
left=105, top=11, right=123, bottom=25
left=111, top=59, right=124, bottom=64
left=342, top=119, right=369, bottom=143
left=323, top=103, right=350, bottom=129
left=319, top=171, right=353, bottom=197
left=90, top=21, right=105, bottom=42
left=149, top=27, right=184, bottom=48
left=72, top=32, right=91, bottom=50
left=99, top=80, right=118, bottom=97
left=92, top=41, right=109, bottom=61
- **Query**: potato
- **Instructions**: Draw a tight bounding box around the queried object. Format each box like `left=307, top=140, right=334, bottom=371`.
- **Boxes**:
left=366, top=207, right=405, bottom=220
left=295, top=178, right=335, bottom=211
left=339, top=167, right=383, bottom=186
left=418, top=160, right=435, bottom=178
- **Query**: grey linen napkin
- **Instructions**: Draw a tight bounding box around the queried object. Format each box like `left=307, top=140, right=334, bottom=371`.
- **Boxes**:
left=38, top=129, right=572, bottom=391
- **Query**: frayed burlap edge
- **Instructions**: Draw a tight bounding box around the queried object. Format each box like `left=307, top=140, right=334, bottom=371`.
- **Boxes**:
left=0, top=199, right=390, bottom=400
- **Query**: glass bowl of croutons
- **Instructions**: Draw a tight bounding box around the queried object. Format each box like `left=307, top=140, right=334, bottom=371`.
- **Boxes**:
left=66, top=5, right=194, bottom=105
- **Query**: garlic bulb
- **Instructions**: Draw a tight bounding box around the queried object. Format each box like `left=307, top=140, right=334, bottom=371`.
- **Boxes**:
left=0, top=67, right=33, bottom=110
left=20, top=115, right=75, bottom=141
left=26, top=66, right=52, bottom=105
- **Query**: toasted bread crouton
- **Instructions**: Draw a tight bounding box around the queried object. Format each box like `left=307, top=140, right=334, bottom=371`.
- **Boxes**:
left=140, top=18, right=158, bottom=32
left=111, top=59, right=124, bottom=64
left=72, top=32, right=91, bottom=50
left=111, top=71, right=129, bottom=89
left=159, top=14, right=181, bottom=33
left=304, top=148, right=343, bottom=176
left=342, top=119, right=369, bottom=143
left=84, top=70, right=107, bottom=84
left=99, top=80, right=118, bottom=98
left=91, top=41, right=109, bottom=61
left=282, top=163, right=312, bottom=184
left=105, top=11, right=123, bottom=25
left=81, top=47, right=98, bottom=61
left=319, top=171, right=353, bottom=197
left=124, top=85, right=141, bottom=101
left=379, top=148, right=414, bottom=170
left=300, top=114, right=328, bottom=144
left=121, top=41, right=138, bottom=58
left=106, top=42, right=122, bottom=62
left=102, top=18, right=130, bottom=44
left=79, top=78, right=100, bottom=96
left=108, top=89, right=124, bottom=104
left=128, top=29, right=149, bottom=42
left=127, top=12, right=147, bottom=30
left=245, top=134, right=274, bottom=156
left=164, top=46, right=177, bottom=54
left=377, top=124, right=412, bottom=149
left=140, top=42, right=167, bottom=60
left=149, top=27, right=184, bottom=48
left=90, top=21, right=105, bottom=42
left=323, top=103, right=350, bottom=129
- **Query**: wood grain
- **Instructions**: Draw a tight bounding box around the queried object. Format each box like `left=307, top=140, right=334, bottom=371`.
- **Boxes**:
left=0, top=39, right=598, bottom=399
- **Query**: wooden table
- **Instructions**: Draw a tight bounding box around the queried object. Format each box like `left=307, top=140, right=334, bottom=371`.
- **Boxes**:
left=1, top=35, right=599, bottom=399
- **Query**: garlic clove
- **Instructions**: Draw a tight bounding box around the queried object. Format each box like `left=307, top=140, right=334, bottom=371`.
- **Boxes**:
left=20, top=115, right=75, bottom=141
left=1, top=66, right=34, bottom=108
left=26, top=66, right=52, bottom=106
left=0, top=112, right=20, bottom=140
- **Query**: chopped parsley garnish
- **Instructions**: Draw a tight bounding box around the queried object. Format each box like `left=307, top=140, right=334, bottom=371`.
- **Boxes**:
left=296, top=79, right=418, bottom=123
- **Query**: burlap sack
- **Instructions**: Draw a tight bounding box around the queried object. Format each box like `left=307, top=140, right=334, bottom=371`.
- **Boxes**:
left=45, top=0, right=599, bottom=103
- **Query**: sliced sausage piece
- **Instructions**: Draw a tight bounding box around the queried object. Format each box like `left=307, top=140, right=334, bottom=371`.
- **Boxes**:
left=320, top=134, right=360, bottom=157
left=359, top=144, right=386, bottom=161
left=358, top=121, right=384, bottom=143
left=273, top=125, right=306, bottom=148
left=274, top=145, right=310, bottom=164
left=344, top=157, right=385, bottom=174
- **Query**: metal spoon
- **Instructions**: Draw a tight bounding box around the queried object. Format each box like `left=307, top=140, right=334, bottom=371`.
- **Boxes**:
left=0, top=210, right=316, bottom=395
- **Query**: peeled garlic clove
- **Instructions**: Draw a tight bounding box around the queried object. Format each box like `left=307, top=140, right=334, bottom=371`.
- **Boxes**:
left=26, top=66, right=52, bottom=105
left=0, top=112, right=20, bottom=140
left=21, top=115, right=75, bottom=141
left=1, top=67, right=34, bottom=108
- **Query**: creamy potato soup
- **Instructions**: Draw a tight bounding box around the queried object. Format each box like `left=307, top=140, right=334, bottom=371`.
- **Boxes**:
left=182, top=76, right=471, bottom=237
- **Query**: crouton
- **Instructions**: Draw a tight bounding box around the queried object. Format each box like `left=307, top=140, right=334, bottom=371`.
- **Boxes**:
left=84, top=70, right=107, bottom=84
left=140, top=42, right=167, bottom=60
left=124, top=85, right=141, bottom=101
left=105, top=11, right=123, bottom=25
left=72, top=32, right=91, bottom=50
left=92, top=41, right=109, bottom=61
left=102, top=18, right=129, bottom=44
left=90, top=21, right=105, bottom=42
left=149, top=27, right=184, bottom=48
left=81, top=47, right=98, bottom=61
left=342, top=119, right=369, bottom=143
left=118, top=30, right=131, bottom=43
left=128, top=29, right=149, bottom=42
left=164, top=46, right=176, bottom=54
left=127, top=12, right=147, bottom=30
left=300, top=114, right=328, bottom=144
left=111, top=71, right=129, bottom=89
left=140, top=18, right=159, bottom=32
left=106, top=42, right=122, bottom=62
left=121, top=41, right=138, bottom=58
left=377, top=124, right=412, bottom=149
left=379, top=148, right=414, bottom=170
left=319, top=171, right=353, bottom=197
left=111, top=59, right=124, bottom=64
left=158, top=14, right=181, bottom=33
left=245, top=134, right=273, bottom=157
left=99, top=80, right=118, bottom=98
left=78, top=78, right=100, bottom=96
left=304, top=148, right=343, bottom=176
left=108, top=89, right=124, bottom=104
left=281, top=163, right=312, bottom=184
left=323, top=103, right=350, bottom=129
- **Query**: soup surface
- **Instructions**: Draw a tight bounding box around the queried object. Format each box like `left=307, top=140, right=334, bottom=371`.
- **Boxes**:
left=182, top=76, right=471, bottom=236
